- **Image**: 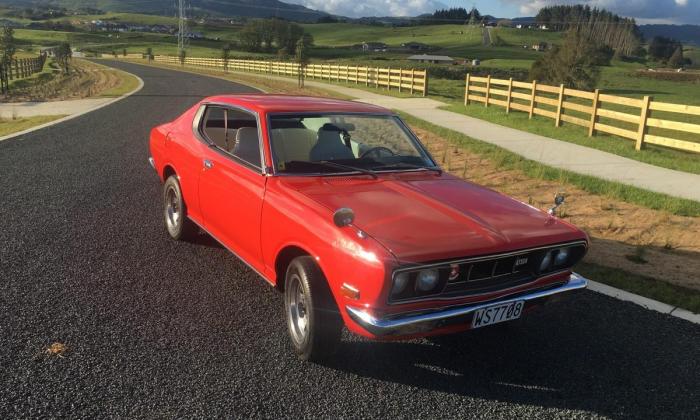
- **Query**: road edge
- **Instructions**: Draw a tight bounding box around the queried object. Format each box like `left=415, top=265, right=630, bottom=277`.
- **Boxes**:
left=0, top=70, right=145, bottom=143
left=588, top=280, right=700, bottom=324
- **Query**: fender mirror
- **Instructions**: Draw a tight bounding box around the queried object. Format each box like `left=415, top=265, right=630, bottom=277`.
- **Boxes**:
left=333, top=208, right=355, bottom=227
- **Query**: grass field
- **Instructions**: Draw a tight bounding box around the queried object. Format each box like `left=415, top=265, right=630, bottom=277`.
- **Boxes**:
left=0, top=115, right=65, bottom=137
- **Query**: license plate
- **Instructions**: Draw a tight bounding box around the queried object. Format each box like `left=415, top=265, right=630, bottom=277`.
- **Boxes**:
left=471, top=300, right=524, bottom=329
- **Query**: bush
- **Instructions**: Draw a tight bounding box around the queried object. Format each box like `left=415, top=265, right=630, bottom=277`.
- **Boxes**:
left=530, top=29, right=600, bottom=90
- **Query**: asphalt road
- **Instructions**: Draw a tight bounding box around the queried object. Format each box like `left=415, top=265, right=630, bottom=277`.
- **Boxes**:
left=1, top=60, right=698, bottom=419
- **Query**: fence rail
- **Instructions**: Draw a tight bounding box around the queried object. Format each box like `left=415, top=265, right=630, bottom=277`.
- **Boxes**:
left=107, top=54, right=428, bottom=96
left=0, top=55, right=47, bottom=94
left=464, top=74, right=700, bottom=154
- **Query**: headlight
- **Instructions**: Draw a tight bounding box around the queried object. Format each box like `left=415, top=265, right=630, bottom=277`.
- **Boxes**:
left=416, top=269, right=439, bottom=291
left=539, top=251, right=553, bottom=272
left=554, top=248, right=570, bottom=266
left=392, top=272, right=409, bottom=294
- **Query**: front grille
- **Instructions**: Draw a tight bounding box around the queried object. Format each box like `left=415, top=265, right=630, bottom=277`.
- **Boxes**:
left=388, top=241, right=587, bottom=303
left=440, top=254, right=537, bottom=298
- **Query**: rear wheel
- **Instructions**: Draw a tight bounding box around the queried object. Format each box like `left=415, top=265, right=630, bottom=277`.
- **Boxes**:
left=284, top=256, right=342, bottom=362
left=163, top=175, right=197, bottom=241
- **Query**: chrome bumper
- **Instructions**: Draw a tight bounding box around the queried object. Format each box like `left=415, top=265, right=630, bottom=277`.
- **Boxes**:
left=148, top=157, right=156, bottom=171
left=346, top=272, right=588, bottom=336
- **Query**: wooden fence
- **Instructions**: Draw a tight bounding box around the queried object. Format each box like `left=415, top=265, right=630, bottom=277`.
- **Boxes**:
left=139, top=55, right=428, bottom=96
left=464, top=74, right=700, bottom=154
left=0, top=55, right=47, bottom=94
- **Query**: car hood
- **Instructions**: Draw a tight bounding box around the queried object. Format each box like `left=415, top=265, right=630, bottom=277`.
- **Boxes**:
left=282, top=173, right=585, bottom=263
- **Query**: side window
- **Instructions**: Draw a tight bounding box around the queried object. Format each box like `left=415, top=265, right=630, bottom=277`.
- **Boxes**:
left=227, top=109, right=261, bottom=168
left=202, top=106, right=261, bottom=169
left=202, top=107, right=229, bottom=150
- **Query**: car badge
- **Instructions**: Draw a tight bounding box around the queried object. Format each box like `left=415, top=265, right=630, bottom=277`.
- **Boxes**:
left=515, top=257, right=528, bottom=266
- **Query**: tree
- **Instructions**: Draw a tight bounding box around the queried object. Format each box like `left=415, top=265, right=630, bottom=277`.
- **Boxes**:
left=54, top=42, right=72, bottom=74
left=239, top=21, right=263, bottom=52
left=0, top=26, right=16, bottom=64
left=648, top=36, right=682, bottom=62
left=221, top=43, right=231, bottom=73
left=295, top=37, right=308, bottom=88
left=467, top=8, right=481, bottom=26
left=178, top=48, right=186, bottom=66
left=668, top=46, right=684, bottom=68
left=535, top=4, right=641, bottom=57
left=530, top=30, right=600, bottom=90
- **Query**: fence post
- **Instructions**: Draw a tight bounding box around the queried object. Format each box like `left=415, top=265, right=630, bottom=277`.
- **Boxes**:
left=410, top=69, right=415, bottom=94
left=506, top=77, right=513, bottom=114
left=375, top=67, right=379, bottom=88
left=423, top=71, right=428, bottom=97
left=528, top=80, right=537, bottom=119
left=636, top=96, right=651, bottom=151
left=588, top=88, right=600, bottom=137
left=484, top=75, right=491, bottom=108
left=398, top=69, right=402, bottom=93
left=555, top=83, right=565, bottom=127
left=464, top=73, right=470, bottom=105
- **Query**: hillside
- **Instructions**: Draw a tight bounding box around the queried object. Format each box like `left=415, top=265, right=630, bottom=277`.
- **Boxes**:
left=2, top=0, right=328, bottom=22
left=640, top=25, right=700, bottom=45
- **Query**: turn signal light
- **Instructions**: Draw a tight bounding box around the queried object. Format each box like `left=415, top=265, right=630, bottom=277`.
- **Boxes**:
left=340, top=283, right=360, bottom=300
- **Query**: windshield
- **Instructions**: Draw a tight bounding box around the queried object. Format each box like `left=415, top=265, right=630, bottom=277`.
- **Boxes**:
left=268, top=114, right=436, bottom=175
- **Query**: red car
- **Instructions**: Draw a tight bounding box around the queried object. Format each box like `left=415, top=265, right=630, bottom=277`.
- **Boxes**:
left=149, top=94, right=588, bottom=361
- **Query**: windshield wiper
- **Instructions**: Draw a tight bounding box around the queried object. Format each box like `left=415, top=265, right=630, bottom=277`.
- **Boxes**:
left=292, top=160, right=379, bottom=179
left=373, top=162, right=443, bottom=175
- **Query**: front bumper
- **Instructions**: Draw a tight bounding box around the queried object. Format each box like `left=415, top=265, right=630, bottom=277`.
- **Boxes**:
left=346, top=272, right=588, bottom=336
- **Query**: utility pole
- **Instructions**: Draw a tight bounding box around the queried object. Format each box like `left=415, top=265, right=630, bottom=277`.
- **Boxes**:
left=177, top=0, right=188, bottom=65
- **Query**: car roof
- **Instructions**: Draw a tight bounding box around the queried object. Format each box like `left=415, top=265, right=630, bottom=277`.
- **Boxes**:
left=201, top=94, right=394, bottom=115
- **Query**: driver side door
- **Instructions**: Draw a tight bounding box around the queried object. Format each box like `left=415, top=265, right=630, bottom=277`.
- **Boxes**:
left=197, top=105, right=267, bottom=273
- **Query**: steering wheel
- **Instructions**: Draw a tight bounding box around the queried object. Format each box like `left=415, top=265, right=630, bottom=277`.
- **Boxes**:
left=360, top=146, right=395, bottom=159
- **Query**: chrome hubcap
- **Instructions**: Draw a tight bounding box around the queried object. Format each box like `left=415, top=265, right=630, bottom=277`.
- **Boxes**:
left=287, top=273, right=309, bottom=344
left=165, top=186, right=180, bottom=230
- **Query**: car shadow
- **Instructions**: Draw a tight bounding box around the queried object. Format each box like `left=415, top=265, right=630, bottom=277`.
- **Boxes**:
left=320, top=294, right=699, bottom=418
left=189, top=230, right=224, bottom=249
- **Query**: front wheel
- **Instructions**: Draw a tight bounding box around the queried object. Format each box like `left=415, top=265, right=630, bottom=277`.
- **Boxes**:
left=284, top=256, right=342, bottom=362
left=163, top=175, right=197, bottom=241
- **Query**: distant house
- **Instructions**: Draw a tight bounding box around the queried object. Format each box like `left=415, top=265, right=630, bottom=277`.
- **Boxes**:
left=40, top=47, right=58, bottom=57
left=362, top=42, right=387, bottom=52
left=532, top=42, right=548, bottom=52
left=407, top=54, right=454, bottom=64
left=539, top=24, right=549, bottom=30
left=401, top=42, right=430, bottom=51
left=471, top=59, right=481, bottom=66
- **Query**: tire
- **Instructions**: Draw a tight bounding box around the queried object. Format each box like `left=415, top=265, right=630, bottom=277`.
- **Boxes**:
left=284, top=256, right=342, bottom=362
left=163, top=175, right=197, bottom=241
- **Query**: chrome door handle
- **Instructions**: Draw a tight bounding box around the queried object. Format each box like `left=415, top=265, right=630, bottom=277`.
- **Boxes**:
left=203, top=159, right=214, bottom=170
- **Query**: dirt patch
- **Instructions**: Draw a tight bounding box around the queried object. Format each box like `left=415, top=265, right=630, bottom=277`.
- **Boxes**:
left=2, top=59, right=122, bottom=102
left=411, top=126, right=700, bottom=289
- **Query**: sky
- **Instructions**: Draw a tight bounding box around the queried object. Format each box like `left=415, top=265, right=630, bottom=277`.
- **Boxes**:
left=287, top=0, right=699, bottom=24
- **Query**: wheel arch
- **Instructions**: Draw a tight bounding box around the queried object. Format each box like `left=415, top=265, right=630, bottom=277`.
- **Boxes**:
left=162, top=164, right=176, bottom=181
left=274, top=245, right=313, bottom=292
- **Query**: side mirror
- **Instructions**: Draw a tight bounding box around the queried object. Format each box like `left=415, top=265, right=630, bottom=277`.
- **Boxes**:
left=548, top=193, right=565, bottom=216
left=333, top=208, right=355, bottom=227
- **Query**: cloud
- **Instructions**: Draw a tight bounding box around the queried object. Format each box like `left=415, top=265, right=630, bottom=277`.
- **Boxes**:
left=500, top=0, right=699, bottom=24
left=286, top=0, right=446, bottom=18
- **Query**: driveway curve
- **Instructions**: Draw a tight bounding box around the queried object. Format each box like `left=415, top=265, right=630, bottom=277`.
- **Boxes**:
left=1, top=60, right=698, bottom=419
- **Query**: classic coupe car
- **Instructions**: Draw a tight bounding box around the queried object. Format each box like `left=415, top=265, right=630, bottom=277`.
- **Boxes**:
left=149, top=94, right=589, bottom=361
